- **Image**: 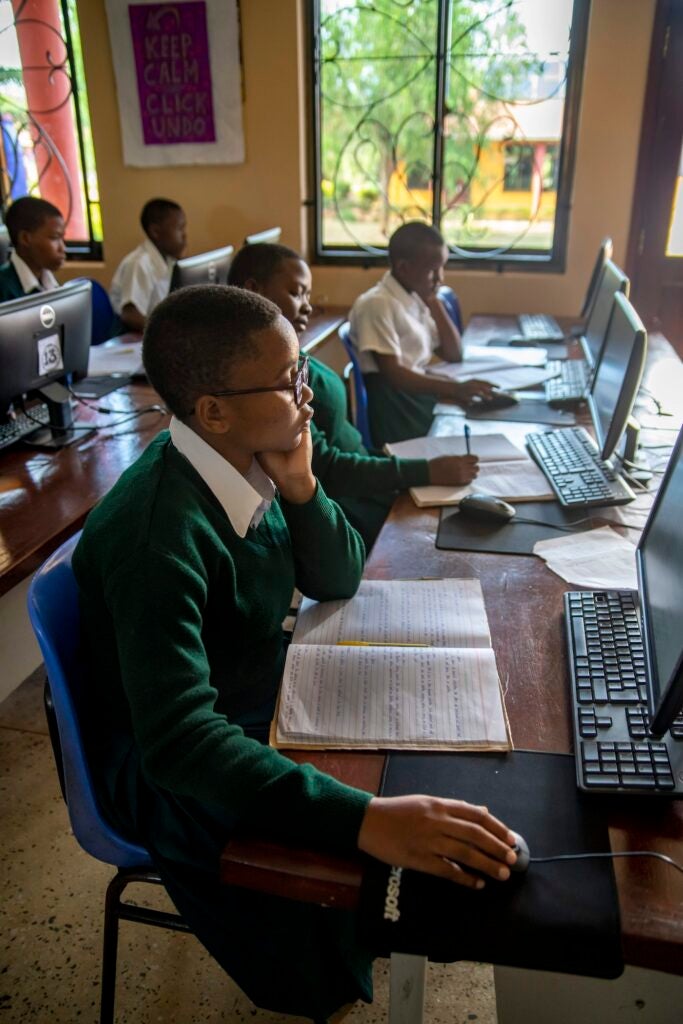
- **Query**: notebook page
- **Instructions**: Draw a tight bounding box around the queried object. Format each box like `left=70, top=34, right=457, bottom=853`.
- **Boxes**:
left=88, top=340, right=144, bottom=377
left=408, top=459, right=554, bottom=507
left=292, top=579, right=491, bottom=649
left=427, top=361, right=555, bottom=390
left=275, top=644, right=510, bottom=749
left=384, top=433, right=525, bottom=462
left=465, top=344, right=548, bottom=367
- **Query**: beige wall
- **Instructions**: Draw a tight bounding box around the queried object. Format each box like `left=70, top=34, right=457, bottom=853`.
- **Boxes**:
left=68, top=0, right=655, bottom=323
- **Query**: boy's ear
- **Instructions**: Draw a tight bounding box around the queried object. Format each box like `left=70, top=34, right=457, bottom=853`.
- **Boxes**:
left=193, top=395, right=232, bottom=435
left=244, top=276, right=265, bottom=296
left=16, top=228, right=33, bottom=252
left=147, top=222, right=162, bottom=245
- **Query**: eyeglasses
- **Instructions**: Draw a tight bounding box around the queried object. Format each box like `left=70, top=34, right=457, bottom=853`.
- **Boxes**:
left=210, top=356, right=310, bottom=408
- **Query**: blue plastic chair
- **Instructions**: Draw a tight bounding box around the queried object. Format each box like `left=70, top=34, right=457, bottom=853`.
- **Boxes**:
left=87, top=278, right=117, bottom=345
left=27, top=534, right=189, bottom=1024
left=437, top=285, right=463, bottom=332
left=337, top=321, right=373, bottom=449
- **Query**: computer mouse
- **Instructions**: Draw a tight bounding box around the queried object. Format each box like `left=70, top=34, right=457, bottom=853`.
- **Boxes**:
left=458, top=493, right=516, bottom=523
left=510, top=831, right=530, bottom=873
left=506, top=335, right=539, bottom=347
left=466, top=391, right=519, bottom=412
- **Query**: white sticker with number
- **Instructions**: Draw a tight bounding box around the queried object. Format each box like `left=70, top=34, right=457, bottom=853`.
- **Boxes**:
left=37, top=333, right=63, bottom=376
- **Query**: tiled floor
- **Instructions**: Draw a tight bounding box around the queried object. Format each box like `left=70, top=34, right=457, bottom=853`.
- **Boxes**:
left=0, top=667, right=497, bottom=1023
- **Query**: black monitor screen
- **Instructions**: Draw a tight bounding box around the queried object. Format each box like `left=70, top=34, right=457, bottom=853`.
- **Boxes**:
left=170, top=245, right=234, bottom=291
left=0, top=280, right=92, bottom=414
left=637, top=427, right=683, bottom=736
left=582, top=259, right=629, bottom=369
left=588, top=291, right=646, bottom=461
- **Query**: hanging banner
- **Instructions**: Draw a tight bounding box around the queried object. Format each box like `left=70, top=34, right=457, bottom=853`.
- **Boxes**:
left=105, top=0, right=244, bottom=167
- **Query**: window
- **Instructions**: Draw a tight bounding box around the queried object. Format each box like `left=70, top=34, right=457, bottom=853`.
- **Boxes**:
left=312, top=0, right=589, bottom=268
left=0, top=0, right=102, bottom=259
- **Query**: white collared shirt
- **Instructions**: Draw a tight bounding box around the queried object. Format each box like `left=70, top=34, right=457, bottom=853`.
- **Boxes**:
left=349, top=271, right=439, bottom=374
left=109, top=236, right=175, bottom=318
left=10, top=251, right=59, bottom=293
left=169, top=417, right=275, bottom=537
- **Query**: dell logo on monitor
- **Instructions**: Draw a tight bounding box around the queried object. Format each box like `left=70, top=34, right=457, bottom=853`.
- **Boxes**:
left=40, top=304, right=56, bottom=329
left=208, top=262, right=217, bottom=283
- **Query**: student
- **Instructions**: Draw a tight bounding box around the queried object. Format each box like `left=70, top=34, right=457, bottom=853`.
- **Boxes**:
left=350, top=221, right=495, bottom=446
left=228, top=243, right=479, bottom=549
left=109, top=197, right=187, bottom=332
left=0, top=196, right=65, bottom=301
left=73, top=285, right=517, bottom=1021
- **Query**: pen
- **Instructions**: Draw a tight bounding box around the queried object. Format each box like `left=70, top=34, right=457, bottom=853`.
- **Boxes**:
left=464, top=423, right=471, bottom=455
left=336, top=641, right=432, bottom=647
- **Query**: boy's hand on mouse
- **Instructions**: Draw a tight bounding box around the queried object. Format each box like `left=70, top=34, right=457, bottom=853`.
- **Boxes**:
left=449, top=379, right=495, bottom=406
left=256, top=421, right=317, bottom=504
left=357, top=795, right=518, bottom=888
left=428, top=454, right=479, bottom=487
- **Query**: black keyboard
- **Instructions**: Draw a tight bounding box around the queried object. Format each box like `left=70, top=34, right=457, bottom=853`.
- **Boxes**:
left=544, top=360, right=590, bottom=406
left=0, top=405, right=50, bottom=451
left=518, top=313, right=565, bottom=342
left=526, top=427, right=635, bottom=507
left=565, top=590, right=683, bottom=795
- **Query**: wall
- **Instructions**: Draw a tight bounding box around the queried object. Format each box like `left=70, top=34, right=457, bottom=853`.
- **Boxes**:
left=69, top=0, right=656, bottom=323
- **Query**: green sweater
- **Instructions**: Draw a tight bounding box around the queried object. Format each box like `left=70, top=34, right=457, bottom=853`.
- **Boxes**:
left=309, top=355, right=430, bottom=504
left=73, top=432, right=372, bottom=851
left=0, top=262, right=28, bottom=302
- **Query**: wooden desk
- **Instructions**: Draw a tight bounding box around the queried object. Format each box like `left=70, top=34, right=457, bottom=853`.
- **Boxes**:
left=222, top=317, right=683, bottom=976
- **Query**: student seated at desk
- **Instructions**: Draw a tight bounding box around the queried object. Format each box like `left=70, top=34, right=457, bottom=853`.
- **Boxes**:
left=0, top=196, right=65, bottom=301
left=228, top=242, right=479, bottom=549
left=350, top=221, right=495, bottom=446
left=109, top=197, right=187, bottom=333
left=73, top=285, right=517, bottom=1021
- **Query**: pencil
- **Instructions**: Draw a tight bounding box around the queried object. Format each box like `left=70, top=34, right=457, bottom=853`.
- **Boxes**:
left=336, top=641, right=432, bottom=647
left=464, top=423, right=471, bottom=455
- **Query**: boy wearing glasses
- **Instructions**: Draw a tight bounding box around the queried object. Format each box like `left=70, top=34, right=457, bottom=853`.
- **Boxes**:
left=73, top=286, right=517, bottom=1020
left=228, top=243, right=480, bottom=549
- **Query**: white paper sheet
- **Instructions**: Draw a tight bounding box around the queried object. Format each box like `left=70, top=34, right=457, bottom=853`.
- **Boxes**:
left=533, top=527, right=638, bottom=589
left=384, top=433, right=526, bottom=462
left=427, top=361, right=554, bottom=390
left=465, top=344, right=548, bottom=367
left=88, top=340, right=144, bottom=377
left=408, top=458, right=555, bottom=506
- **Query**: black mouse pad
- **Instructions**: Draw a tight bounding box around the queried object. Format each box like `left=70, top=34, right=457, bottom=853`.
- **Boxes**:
left=71, top=373, right=132, bottom=399
left=358, top=751, right=623, bottom=978
left=436, top=501, right=626, bottom=555
left=464, top=398, right=577, bottom=426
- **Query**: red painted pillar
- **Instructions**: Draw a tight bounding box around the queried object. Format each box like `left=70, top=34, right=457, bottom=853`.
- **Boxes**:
left=12, top=0, right=87, bottom=238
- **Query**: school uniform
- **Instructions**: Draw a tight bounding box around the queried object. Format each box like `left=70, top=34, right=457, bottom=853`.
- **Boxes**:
left=73, top=422, right=374, bottom=1019
left=0, top=251, right=59, bottom=302
left=109, top=235, right=174, bottom=318
left=309, top=356, right=430, bottom=549
left=349, top=271, right=441, bottom=446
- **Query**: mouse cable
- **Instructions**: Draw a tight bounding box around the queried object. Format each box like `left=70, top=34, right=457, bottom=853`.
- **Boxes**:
left=510, top=514, right=597, bottom=533
left=67, top=384, right=166, bottom=418
left=19, top=402, right=96, bottom=434
left=529, top=851, right=683, bottom=874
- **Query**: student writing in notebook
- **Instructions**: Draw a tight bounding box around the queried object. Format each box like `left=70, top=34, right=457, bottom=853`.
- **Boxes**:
left=109, top=197, right=187, bottom=333
left=73, top=286, right=517, bottom=1021
left=0, top=196, right=65, bottom=302
left=228, top=242, right=479, bottom=549
left=349, top=221, right=495, bottom=446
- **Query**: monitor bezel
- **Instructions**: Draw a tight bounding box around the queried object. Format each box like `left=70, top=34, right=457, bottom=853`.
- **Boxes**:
left=580, top=236, right=613, bottom=320
left=169, top=245, right=234, bottom=291
left=582, top=259, right=629, bottom=372
left=636, top=425, right=683, bottom=738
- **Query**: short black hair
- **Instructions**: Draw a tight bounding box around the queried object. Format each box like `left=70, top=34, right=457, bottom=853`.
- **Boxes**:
left=140, top=198, right=183, bottom=235
left=388, top=221, right=445, bottom=265
left=5, top=196, right=63, bottom=246
left=143, top=285, right=281, bottom=419
left=228, top=243, right=301, bottom=288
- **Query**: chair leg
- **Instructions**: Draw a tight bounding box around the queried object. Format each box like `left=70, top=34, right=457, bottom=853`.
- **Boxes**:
left=100, top=871, right=128, bottom=1024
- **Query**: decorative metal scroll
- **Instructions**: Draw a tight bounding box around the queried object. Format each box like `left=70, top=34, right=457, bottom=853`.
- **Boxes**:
left=316, top=0, right=573, bottom=257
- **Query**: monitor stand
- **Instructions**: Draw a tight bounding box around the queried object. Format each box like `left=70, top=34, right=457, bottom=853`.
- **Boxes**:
left=620, top=416, right=653, bottom=486
left=22, top=381, right=95, bottom=449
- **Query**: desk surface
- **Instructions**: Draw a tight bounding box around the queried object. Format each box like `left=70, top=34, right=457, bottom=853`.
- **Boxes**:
left=222, top=316, right=683, bottom=975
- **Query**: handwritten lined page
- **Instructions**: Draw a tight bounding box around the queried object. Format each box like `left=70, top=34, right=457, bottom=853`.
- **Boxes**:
left=427, top=361, right=555, bottom=390
left=464, top=344, right=548, bottom=367
left=408, top=459, right=555, bottom=507
left=292, top=579, right=491, bottom=649
left=275, top=645, right=510, bottom=749
left=384, top=433, right=525, bottom=463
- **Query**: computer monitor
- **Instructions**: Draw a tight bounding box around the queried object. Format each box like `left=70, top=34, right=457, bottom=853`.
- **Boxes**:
left=244, top=227, right=282, bottom=246
left=0, top=279, right=93, bottom=447
left=580, top=259, right=629, bottom=371
left=587, top=291, right=646, bottom=462
left=579, top=236, right=613, bottom=319
left=169, top=245, right=234, bottom=291
left=636, top=425, right=683, bottom=737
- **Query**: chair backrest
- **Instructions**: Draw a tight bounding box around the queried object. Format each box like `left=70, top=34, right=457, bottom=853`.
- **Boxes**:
left=337, top=321, right=373, bottom=448
left=437, top=285, right=463, bottom=332
left=27, top=534, right=152, bottom=869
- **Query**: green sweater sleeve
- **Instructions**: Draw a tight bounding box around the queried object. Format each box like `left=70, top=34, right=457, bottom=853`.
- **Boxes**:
left=311, top=423, right=430, bottom=498
left=279, top=480, right=366, bottom=599
left=105, top=546, right=371, bottom=849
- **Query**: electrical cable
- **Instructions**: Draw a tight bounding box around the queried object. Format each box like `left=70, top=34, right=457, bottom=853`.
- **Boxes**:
left=530, top=850, right=683, bottom=874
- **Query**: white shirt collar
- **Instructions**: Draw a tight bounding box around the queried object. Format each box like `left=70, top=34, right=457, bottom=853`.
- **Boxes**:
left=10, top=251, right=59, bottom=293
left=382, top=271, right=430, bottom=317
left=169, top=417, right=275, bottom=537
left=141, top=235, right=175, bottom=275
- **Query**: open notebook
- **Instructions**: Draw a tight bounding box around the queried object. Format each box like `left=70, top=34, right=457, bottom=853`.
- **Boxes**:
left=272, top=579, right=511, bottom=752
left=384, top=434, right=554, bottom=507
